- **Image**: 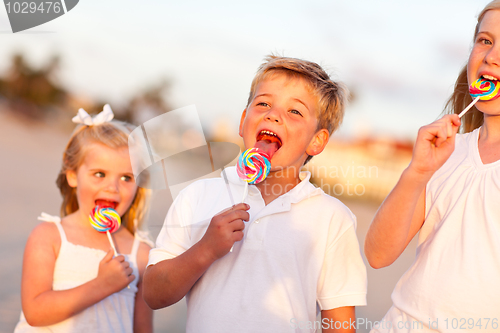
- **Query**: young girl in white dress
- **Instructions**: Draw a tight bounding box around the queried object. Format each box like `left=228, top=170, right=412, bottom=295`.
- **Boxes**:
left=15, top=105, right=153, bottom=333
left=365, top=1, right=500, bottom=332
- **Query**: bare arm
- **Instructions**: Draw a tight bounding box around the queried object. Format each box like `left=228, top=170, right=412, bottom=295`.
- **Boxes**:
left=143, top=203, right=249, bottom=309
left=134, top=243, right=153, bottom=333
left=21, top=223, right=135, bottom=326
left=365, top=115, right=461, bottom=268
left=321, top=306, right=356, bottom=333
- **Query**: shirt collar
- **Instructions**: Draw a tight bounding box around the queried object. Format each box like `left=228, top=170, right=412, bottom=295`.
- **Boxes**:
left=221, top=166, right=323, bottom=204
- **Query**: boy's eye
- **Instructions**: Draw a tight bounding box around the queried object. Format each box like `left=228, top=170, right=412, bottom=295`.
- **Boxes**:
left=257, top=102, right=269, bottom=107
left=121, top=175, right=133, bottom=182
left=94, top=171, right=105, bottom=178
left=289, top=109, right=303, bottom=116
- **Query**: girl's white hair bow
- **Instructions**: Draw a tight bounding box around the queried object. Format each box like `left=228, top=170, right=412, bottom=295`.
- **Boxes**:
left=72, top=104, right=114, bottom=126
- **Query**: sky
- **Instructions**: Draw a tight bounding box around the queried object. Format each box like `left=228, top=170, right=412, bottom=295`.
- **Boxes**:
left=0, top=0, right=492, bottom=140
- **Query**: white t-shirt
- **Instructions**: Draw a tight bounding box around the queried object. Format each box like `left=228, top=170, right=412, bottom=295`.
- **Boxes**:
left=149, top=167, right=367, bottom=333
left=372, top=128, right=500, bottom=333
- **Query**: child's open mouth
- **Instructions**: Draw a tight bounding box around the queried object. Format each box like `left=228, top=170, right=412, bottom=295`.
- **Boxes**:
left=255, top=130, right=282, bottom=159
left=95, top=199, right=118, bottom=209
left=482, top=74, right=498, bottom=81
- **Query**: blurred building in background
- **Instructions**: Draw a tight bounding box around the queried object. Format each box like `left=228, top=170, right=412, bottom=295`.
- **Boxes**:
left=306, top=137, right=412, bottom=202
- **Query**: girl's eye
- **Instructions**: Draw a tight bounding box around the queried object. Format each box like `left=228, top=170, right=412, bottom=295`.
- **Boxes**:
left=478, top=37, right=492, bottom=45
left=94, top=172, right=105, bottom=178
left=121, top=175, right=132, bottom=182
left=257, top=102, right=269, bottom=107
left=290, top=109, right=303, bottom=116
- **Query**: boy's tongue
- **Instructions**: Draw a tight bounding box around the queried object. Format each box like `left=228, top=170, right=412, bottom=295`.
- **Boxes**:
left=254, top=139, right=279, bottom=159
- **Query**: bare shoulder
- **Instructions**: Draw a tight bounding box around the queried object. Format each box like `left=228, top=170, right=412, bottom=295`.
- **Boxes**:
left=27, top=222, right=61, bottom=248
left=24, top=221, right=61, bottom=263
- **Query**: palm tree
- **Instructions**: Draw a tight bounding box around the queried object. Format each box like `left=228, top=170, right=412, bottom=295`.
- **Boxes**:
left=0, top=53, right=67, bottom=119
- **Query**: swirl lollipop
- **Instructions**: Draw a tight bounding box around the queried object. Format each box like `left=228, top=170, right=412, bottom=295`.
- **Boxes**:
left=469, top=78, right=500, bottom=101
left=89, top=206, right=121, bottom=256
left=236, top=147, right=271, bottom=204
left=459, top=78, right=500, bottom=118
left=237, top=148, right=271, bottom=185
left=230, top=148, right=271, bottom=253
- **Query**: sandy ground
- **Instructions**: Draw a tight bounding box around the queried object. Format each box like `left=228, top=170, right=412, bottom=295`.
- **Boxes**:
left=0, top=112, right=417, bottom=333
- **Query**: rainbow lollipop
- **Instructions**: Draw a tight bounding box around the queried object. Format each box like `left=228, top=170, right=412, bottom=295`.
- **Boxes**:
left=230, top=148, right=271, bottom=253
left=459, top=78, right=500, bottom=118
left=89, top=206, right=121, bottom=256
left=237, top=148, right=271, bottom=185
left=469, top=78, right=500, bottom=101
left=236, top=147, right=271, bottom=207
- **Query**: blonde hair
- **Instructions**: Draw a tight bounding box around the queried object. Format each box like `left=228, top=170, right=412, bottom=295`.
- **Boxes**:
left=248, top=55, right=348, bottom=164
left=56, top=120, right=150, bottom=234
left=444, top=0, right=500, bottom=132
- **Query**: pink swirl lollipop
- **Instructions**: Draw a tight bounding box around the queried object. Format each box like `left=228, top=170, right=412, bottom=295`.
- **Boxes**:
left=236, top=148, right=271, bottom=185
left=460, top=78, right=500, bottom=118
left=89, top=206, right=121, bottom=255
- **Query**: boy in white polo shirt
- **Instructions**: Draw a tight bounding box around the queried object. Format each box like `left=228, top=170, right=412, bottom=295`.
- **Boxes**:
left=143, top=55, right=367, bottom=332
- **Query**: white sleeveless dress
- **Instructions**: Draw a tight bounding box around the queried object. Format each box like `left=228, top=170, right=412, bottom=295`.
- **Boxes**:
left=14, top=214, right=141, bottom=333
left=371, top=128, right=500, bottom=333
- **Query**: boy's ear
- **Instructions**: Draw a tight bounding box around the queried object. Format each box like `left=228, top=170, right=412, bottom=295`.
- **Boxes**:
left=66, top=170, right=78, bottom=188
left=306, top=129, right=329, bottom=156
left=238, top=109, right=247, bottom=137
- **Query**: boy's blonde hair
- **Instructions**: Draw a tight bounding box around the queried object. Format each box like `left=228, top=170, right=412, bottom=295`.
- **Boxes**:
left=247, top=55, right=348, bottom=164
left=445, top=0, right=500, bottom=132
left=56, top=121, right=150, bottom=234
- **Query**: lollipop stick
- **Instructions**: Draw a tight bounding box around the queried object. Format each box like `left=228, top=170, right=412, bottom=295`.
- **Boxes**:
left=106, top=230, right=131, bottom=289
left=106, top=230, right=118, bottom=256
left=458, top=96, right=480, bottom=118
left=240, top=182, right=248, bottom=203
left=230, top=183, right=250, bottom=253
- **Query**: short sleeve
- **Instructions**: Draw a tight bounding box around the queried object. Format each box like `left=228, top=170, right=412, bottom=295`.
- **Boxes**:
left=316, top=222, right=367, bottom=310
left=147, top=190, right=194, bottom=267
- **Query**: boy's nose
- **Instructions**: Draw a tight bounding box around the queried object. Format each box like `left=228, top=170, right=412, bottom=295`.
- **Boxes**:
left=265, top=107, right=282, bottom=123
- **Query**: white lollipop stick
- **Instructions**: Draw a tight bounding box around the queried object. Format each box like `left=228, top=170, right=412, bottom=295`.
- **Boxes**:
left=106, top=230, right=118, bottom=256
left=230, top=182, right=249, bottom=253
left=107, top=230, right=131, bottom=289
left=241, top=182, right=248, bottom=203
left=458, top=96, right=480, bottom=118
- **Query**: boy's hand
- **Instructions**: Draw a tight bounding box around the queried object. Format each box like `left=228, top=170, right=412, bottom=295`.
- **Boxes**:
left=408, top=114, right=461, bottom=179
left=96, top=249, right=135, bottom=294
left=200, top=203, right=250, bottom=260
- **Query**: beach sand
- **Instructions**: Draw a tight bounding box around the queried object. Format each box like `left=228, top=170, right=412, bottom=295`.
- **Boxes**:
left=0, top=112, right=416, bottom=333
